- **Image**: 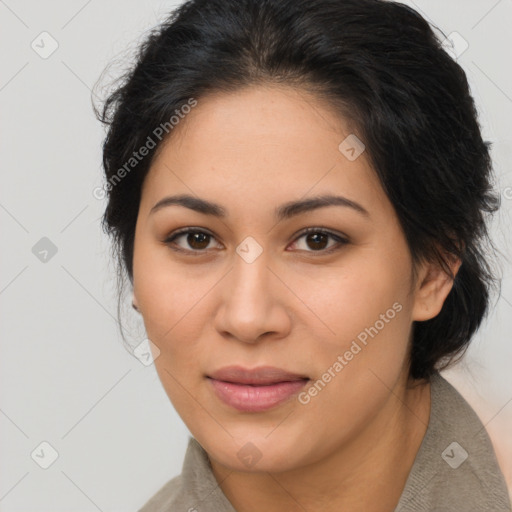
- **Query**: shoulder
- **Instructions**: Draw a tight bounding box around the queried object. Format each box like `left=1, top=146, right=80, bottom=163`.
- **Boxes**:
left=394, top=371, right=512, bottom=512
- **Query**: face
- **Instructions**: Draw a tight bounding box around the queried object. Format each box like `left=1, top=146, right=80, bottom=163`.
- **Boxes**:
left=132, top=84, right=432, bottom=473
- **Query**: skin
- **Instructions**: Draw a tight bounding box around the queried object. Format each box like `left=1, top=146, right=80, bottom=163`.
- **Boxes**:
left=132, top=84, right=461, bottom=512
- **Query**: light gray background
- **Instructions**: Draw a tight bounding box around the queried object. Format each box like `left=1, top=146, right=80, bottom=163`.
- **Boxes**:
left=1, top=0, right=511, bottom=510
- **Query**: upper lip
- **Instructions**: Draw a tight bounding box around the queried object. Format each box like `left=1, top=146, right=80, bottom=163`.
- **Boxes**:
left=207, top=365, right=309, bottom=385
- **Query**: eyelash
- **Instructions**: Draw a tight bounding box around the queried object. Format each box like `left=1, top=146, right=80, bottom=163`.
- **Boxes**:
left=163, top=226, right=349, bottom=256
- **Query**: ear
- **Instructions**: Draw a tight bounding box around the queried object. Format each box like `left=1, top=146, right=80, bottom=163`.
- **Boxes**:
left=132, top=293, right=140, bottom=313
left=411, top=253, right=462, bottom=322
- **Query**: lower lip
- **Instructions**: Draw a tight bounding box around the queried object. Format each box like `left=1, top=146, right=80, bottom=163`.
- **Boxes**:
left=208, top=378, right=309, bottom=412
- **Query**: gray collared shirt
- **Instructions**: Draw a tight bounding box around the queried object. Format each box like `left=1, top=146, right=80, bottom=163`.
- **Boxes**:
left=138, top=371, right=512, bottom=512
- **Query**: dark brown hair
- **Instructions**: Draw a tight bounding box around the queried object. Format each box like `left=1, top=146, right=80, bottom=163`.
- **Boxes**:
left=95, top=0, right=502, bottom=380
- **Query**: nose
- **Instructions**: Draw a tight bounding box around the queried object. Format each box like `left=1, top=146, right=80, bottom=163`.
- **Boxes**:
left=213, top=247, right=291, bottom=344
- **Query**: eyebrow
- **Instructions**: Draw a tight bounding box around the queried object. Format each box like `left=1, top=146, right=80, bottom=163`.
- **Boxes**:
left=150, top=193, right=370, bottom=221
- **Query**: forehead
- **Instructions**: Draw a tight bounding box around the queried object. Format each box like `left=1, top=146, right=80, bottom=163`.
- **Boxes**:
left=141, top=85, right=390, bottom=221
left=168, top=84, right=356, bottom=161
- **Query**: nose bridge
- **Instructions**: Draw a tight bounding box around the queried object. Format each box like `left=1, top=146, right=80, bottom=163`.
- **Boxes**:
left=229, top=242, right=271, bottom=312
left=215, top=238, right=287, bottom=342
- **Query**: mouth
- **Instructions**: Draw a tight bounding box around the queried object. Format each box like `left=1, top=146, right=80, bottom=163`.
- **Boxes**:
left=206, top=365, right=310, bottom=412
left=208, top=365, right=309, bottom=384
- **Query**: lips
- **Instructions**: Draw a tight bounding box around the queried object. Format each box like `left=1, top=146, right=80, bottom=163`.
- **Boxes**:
left=207, top=365, right=309, bottom=385
left=207, top=365, right=310, bottom=412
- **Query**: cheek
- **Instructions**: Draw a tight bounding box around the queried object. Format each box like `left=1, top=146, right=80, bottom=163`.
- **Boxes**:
left=292, top=251, right=414, bottom=412
left=292, top=270, right=412, bottom=442
left=298, top=250, right=411, bottom=342
left=134, top=253, right=211, bottom=410
left=133, top=239, right=213, bottom=341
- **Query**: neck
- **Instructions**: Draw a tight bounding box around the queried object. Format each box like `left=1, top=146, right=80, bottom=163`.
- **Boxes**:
left=210, top=371, right=431, bottom=512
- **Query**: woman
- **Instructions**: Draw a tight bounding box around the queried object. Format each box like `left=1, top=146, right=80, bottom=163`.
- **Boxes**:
left=95, top=0, right=511, bottom=510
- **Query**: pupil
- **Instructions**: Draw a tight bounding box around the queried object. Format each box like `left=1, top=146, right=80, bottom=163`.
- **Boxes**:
left=307, top=233, right=327, bottom=250
left=189, top=232, right=209, bottom=249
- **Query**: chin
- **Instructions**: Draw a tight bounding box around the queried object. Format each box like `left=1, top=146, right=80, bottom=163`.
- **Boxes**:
left=199, top=428, right=310, bottom=473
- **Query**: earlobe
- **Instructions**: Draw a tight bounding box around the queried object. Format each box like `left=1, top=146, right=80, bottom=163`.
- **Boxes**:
left=412, top=256, right=462, bottom=322
left=132, top=295, right=140, bottom=313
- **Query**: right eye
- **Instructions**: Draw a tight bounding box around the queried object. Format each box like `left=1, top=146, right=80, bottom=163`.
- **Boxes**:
left=163, top=228, right=223, bottom=254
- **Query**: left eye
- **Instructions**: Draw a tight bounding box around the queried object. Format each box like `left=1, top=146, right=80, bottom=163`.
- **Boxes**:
left=163, top=228, right=348, bottom=254
left=288, top=228, right=348, bottom=253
